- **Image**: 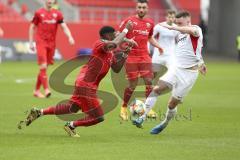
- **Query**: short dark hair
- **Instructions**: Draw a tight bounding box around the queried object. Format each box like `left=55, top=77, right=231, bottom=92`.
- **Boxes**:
left=176, top=11, right=191, bottom=18
left=99, top=26, right=115, bottom=38
left=166, top=9, right=176, bottom=15
left=137, top=0, right=148, bottom=4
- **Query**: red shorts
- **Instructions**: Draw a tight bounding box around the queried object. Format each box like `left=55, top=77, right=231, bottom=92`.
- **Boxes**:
left=36, top=44, right=55, bottom=65
left=125, top=56, right=153, bottom=80
left=70, top=83, right=102, bottom=115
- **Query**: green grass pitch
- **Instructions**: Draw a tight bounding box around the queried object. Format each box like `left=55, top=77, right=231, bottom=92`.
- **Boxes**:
left=0, top=60, right=240, bottom=160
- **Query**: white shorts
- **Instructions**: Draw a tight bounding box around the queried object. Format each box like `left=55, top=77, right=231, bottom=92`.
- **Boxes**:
left=152, top=54, right=174, bottom=72
left=160, top=67, right=199, bottom=101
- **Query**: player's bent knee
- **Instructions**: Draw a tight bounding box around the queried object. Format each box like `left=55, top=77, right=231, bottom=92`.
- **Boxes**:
left=97, top=116, right=104, bottom=123
left=70, top=103, right=80, bottom=113
left=128, top=84, right=137, bottom=90
left=143, top=78, right=152, bottom=85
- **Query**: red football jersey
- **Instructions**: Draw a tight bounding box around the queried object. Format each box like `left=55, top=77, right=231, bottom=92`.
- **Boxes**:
left=119, top=15, right=154, bottom=57
left=76, top=40, right=113, bottom=89
left=32, top=8, right=63, bottom=47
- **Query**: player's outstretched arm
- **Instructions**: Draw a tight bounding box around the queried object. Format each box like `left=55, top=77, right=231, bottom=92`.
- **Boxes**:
left=60, top=23, right=75, bottom=45
left=29, top=23, right=36, bottom=51
left=111, top=47, right=131, bottom=73
left=112, top=21, right=133, bottom=45
left=161, top=23, right=200, bottom=37
left=148, top=36, right=164, bottom=54
left=103, top=21, right=134, bottom=52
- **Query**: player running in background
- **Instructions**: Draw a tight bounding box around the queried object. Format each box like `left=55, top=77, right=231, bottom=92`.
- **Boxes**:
left=152, top=10, right=178, bottom=77
left=133, top=11, right=207, bottom=134
left=119, top=0, right=163, bottom=121
left=29, top=0, right=75, bottom=98
left=18, top=23, right=137, bottom=137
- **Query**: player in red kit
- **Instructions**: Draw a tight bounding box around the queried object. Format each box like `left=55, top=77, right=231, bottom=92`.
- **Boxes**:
left=18, top=23, right=137, bottom=137
left=29, top=0, right=75, bottom=98
left=119, top=0, right=164, bottom=120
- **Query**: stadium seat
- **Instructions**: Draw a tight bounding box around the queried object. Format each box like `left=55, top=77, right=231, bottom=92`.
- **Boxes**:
left=66, top=0, right=135, bottom=8
left=0, top=2, right=26, bottom=22
left=172, top=0, right=200, bottom=24
left=7, top=0, right=16, bottom=6
left=67, top=0, right=166, bottom=24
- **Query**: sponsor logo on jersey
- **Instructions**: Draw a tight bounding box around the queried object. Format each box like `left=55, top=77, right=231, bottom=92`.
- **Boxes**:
left=133, top=30, right=149, bottom=36
left=40, top=14, right=45, bottom=17
left=146, top=23, right=151, bottom=28
left=43, top=19, right=57, bottom=24
left=177, top=35, right=187, bottom=43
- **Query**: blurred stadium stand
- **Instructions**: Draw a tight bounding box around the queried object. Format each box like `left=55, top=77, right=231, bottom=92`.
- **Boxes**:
left=164, top=0, right=200, bottom=24
left=0, top=0, right=201, bottom=24
left=0, top=1, right=26, bottom=22
left=67, top=0, right=136, bottom=8
left=66, top=0, right=166, bottom=24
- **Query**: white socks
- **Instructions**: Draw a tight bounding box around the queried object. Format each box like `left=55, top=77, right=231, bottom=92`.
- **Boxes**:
left=141, top=91, right=159, bottom=120
left=162, top=107, right=177, bottom=124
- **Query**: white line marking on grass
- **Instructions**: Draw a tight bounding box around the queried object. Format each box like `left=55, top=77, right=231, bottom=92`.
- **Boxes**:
left=15, top=78, right=36, bottom=84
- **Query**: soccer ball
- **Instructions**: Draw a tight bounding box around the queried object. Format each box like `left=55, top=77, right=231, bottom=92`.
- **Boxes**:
left=129, top=99, right=146, bottom=116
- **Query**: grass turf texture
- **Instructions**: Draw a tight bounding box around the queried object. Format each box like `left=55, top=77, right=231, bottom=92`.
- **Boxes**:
left=0, top=61, right=240, bottom=160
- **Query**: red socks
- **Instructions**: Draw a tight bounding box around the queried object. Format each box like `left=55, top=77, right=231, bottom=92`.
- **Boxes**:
left=123, top=87, right=134, bottom=107
left=42, top=103, right=103, bottom=127
left=35, top=74, right=42, bottom=91
left=35, top=68, right=48, bottom=91
left=43, top=103, right=80, bottom=115
left=39, top=68, right=48, bottom=90
left=73, top=107, right=104, bottom=127
left=73, top=116, right=104, bottom=127
left=123, top=85, right=152, bottom=107
left=145, top=85, right=153, bottom=98
left=42, top=106, right=55, bottom=115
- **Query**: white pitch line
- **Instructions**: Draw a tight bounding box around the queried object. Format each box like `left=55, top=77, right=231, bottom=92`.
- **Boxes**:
left=15, top=78, right=36, bottom=84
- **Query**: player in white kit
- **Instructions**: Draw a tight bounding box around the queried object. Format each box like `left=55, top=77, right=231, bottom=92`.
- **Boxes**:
left=132, top=11, right=207, bottom=134
left=152, top=10, right=178, bottom=76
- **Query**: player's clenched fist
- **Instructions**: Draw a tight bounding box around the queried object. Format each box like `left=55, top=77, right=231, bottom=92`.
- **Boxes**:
left=158, top=47, right=164, bottom=55
left=199, top=64, right=207, bottom=76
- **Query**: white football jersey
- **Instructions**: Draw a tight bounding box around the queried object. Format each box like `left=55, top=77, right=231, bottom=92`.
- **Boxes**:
left=152, top=22, right=178, bottom=57
left=175, top=25, right=204, bottom=68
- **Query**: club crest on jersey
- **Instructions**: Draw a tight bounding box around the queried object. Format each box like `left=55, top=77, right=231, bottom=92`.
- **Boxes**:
left=52, top=13, right=58, bottom=18
left=146, top=23, right=151, bottom=28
